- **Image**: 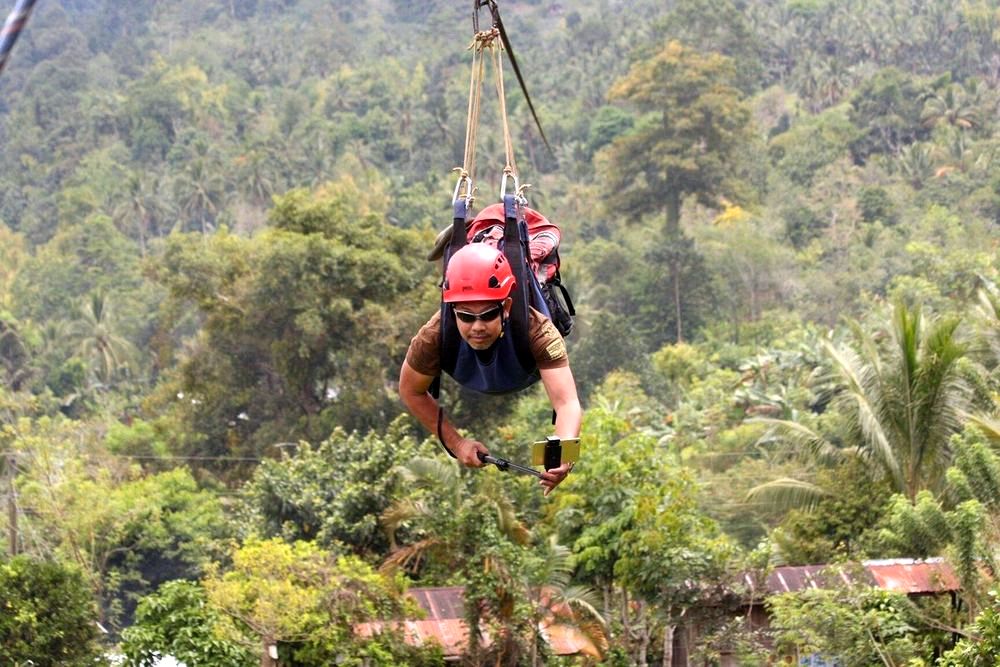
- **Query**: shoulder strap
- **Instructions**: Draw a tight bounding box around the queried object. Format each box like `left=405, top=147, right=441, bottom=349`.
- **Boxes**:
left=502, top=195, right=536, bottom=372
left=440, top=198, right=469, bottom=378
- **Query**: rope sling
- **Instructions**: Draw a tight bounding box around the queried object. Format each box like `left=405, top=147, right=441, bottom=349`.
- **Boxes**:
left=453, top=23, right=524, bottom=210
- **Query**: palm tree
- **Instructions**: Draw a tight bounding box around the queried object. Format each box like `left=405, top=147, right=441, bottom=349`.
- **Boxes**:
left=0, top=319, right=33, bottom=391
left=897, top=143, right=935, bottom=189
left=526, top=536, right=608, bottom=665
left=751, top=301, right=974, bottom=506
left=173, top=159, right=224, bottom=235
left=113, top=173, right=167, bottom=256
left=921, top=82, right=982, bottom=130
left=66, top=293, right=138, bottom=386
left=974, top=279, right=1000, bottom=365
left=380, top=457, right=530, bottom=576
left=380, top=458, right=608, bottom=663
left=233, top=147, right=278, bottom=208
left=171, top=139, right=225, bottom=235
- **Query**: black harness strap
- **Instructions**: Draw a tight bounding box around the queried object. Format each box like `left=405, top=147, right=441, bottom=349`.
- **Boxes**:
left=439, top=198, right=471, bottom=388
left=502, top=195, right=536, bottom=372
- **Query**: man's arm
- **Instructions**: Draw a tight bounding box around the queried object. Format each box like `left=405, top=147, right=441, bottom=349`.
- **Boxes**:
left=398, top=360, right=487, bottom=467
left=539, top=364, right=582, bottom=438
left=537, top=363, right=582, bottom=495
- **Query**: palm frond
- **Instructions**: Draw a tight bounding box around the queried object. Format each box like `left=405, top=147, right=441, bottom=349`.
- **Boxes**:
left=846, top=317, right=882, bottom=378
left=753, top=417, right=844, bottom=465
left=534, top=535, right=576, bottom=590
left=824, top=340, right=904, bottom=490
left=380, top=537, right=442, bottom=575
left=969, top=414, right=1000, bottom=446
left=746, top=477, right=830, bottom=513
left=379, top=498, right=429, bottom=548
left=392, top=456, right=459, bottom=489
left=546, top=584, right=607, bottom=627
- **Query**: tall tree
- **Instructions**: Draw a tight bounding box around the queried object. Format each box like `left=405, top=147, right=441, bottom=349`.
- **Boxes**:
left=598, top=40, right=753, bottom=341
left=599, top=40, right=753, bottom=234
left=149, top=177, right=432, bottom=462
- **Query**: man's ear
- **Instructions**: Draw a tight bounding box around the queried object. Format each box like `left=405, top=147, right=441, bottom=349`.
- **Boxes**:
left=502, top=297, right=513, bottom=315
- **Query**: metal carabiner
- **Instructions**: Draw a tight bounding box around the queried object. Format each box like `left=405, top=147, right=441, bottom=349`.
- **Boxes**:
left=499, top=171, right=519, bottom=202
left=452, top=172, right=475, bottom=206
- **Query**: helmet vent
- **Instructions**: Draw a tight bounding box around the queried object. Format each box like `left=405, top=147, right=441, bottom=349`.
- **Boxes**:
left=488, top=276, right=500, bottom=288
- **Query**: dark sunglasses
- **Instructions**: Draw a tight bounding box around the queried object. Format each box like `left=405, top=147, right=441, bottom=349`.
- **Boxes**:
left=453, top=304, right=503, bottom=324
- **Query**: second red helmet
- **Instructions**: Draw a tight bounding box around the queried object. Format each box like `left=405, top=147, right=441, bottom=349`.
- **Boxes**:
left=443, top=244, right=516, bottom=303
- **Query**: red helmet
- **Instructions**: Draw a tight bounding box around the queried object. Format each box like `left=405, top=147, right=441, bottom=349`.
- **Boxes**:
left=443, top=244, right=516, bottom=303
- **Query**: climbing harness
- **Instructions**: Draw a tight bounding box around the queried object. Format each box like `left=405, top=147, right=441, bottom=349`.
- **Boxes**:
left=433, top=1, right=572, bottom=456
left=438, top=0, right=555, bottom=398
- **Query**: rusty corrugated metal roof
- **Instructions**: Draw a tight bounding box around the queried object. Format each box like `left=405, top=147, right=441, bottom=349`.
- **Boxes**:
left=757, top=558, right=960, bottom=595
left=361, top=560, right=958, bottom=659
left=356, top=585, right=595, bottom=659
left=866, top=558, right=961, bottom=593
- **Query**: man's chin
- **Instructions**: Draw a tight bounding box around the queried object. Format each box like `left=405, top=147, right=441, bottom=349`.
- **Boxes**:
left=466, top=338, right=494, bottom=350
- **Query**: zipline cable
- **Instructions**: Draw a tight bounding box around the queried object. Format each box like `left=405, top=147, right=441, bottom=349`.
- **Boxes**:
left=492, top=6, right=551, bottom=155
left=0, top=0, right=39, bottom=77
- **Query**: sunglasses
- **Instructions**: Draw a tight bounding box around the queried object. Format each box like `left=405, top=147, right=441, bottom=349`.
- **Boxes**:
left=453, top=304, right=503, bottom=324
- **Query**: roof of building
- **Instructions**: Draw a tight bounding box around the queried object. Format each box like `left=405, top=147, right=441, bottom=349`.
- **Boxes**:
left=748, top=557, right=960, bottom=596
left=358, top=559, right=959, bottom=660
left=355, top=585, right=601, bottom=660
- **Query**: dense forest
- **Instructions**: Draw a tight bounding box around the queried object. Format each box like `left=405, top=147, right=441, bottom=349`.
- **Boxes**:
left=1, top=0, right=1000, bottom=664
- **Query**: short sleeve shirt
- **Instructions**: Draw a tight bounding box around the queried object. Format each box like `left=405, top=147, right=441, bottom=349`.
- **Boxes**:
left=405, top=307, right=569, bottom=377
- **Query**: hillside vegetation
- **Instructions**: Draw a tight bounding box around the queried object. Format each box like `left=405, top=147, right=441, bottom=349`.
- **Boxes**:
left=1, top=0, right=999, bottom=664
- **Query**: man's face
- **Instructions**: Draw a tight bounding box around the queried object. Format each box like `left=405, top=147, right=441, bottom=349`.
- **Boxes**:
left=452, top=299, right=510, bottom=350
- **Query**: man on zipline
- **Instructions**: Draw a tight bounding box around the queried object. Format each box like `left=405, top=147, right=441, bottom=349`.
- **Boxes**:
left=399, top=242, right=580, bottom=496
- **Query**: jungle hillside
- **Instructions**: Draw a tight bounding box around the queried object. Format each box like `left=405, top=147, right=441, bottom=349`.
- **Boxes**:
left=2, top=0, right=1000, bottom=664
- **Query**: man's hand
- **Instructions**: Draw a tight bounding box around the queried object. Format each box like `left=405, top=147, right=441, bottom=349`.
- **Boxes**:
left=454, top=437, right=488, bottom=467
left=539, top=460, right=573, bottom=496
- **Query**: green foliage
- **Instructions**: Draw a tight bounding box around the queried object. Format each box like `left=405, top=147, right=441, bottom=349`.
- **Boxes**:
left=848, top=67, right=931, bottom=161
left=614, top=471, right=737, bottom=609
left=857, top=185, right=897, bottom=225
left=0, top=555, right=105, bottom=666
left=769, top=105, right=859, bottom=186
left=241, top=416, right=431, bottom=557
left=768, top=584, right=941, bottom=666
left=772, top=459, right=893, bottom=564
left=149, top=179, right=433, bottom=462
left=586, top=105, right=634, bottom=156
left=120, top=580, right=254, bottom=667
left=11, top=418, right=231, bottom=628
left=939, top=591, right=1000, bottom=666
left=550, top=376, right=663, bottom=584
left=203, top=538, right=441, bottom=665
left=12, top=216, right=142, bottom=324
